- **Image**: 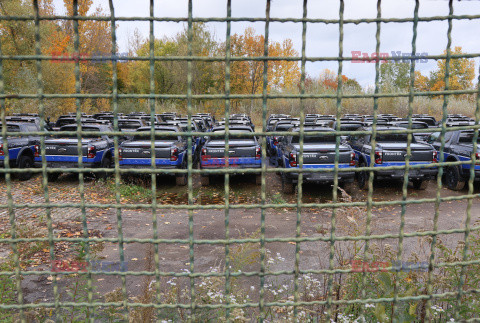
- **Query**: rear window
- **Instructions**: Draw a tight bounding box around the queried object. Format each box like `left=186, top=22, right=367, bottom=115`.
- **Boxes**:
left=340, top=124, right=362, bottom=131
left=275, top=124, right=293, bottom=131
left=57, top=119, right=75, bottom=127
left=119, top=121, right=142, bottom=129
left=458, top=132, right=480, bottom=144
left=59, top=127, right=102, bottom=139
left=375, top=133, right=410, bottom=142
left=210, top=129, right=254, bottom=141
left=397, top=123, right=428, bottom=129
left=134, top=129, right=178, bottom=141
left=0, top=125, right=21, bottom=133
left=291, top=134, right=337, bottom=144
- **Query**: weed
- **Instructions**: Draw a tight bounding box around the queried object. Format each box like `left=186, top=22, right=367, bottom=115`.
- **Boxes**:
left=271, top=192, right=286, bottom=205
left=107, top=178, right=153, bottom=203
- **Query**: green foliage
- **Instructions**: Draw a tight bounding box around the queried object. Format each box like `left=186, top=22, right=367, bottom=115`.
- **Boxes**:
left=0, top=259, right=17, bottom=322
left=379, top=61, right=411, bottom=92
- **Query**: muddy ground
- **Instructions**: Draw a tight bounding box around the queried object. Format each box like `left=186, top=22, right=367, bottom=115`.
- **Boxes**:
left=0, top=168, right=479, bottom=312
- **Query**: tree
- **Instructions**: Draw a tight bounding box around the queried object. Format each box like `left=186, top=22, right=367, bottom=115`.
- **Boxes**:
left=305, top=69, right=361, bottom=93
left=429, top=46, right=475, bottom=94
left=222, top=27, right=300, bottom=110
left=379, top=61, right=410, bottom=92
left=414, top=71, right=429, bottom=92
left=62, top=0, right=113, bottom=99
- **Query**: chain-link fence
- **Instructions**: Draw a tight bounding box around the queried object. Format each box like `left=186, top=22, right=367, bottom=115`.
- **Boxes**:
left=1, top=0, right=480, bottom=321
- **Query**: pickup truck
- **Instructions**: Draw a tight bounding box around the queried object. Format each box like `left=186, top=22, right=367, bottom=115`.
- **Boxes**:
left=348, top=126, right=438, bottom=189
left=199, top=126, right=262, bottom=186
left=266, top=119, right=300, bottom=158
left=426, top=130, right=480, bottom=190
left=35, top=124, right=115, bottom=182
left=0, top=122, right=40, bottom=180
left=118, top=126, right=188, bottom=185
left=389, top=120, right=434, bottom=142
left=276, top=127, right=356, bottom=193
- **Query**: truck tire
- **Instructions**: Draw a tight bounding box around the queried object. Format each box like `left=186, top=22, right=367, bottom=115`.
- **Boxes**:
left=412, top=179, right=427, bottom=190
left=98, top=157, right=111, bottom=180
left=176, top=173, right=188, bottom=186
left=201, top=175, right=210, bottom=186
left=281, top=173, right=295, bottom=194
left=445, top=165, right=465, bottom=191
left=47, top=172, right=60, bottom=182
left=357, top=161, right=370, bottom=190
left=17, top=155, right=34, bottom=181
left=255, top=174, right=262, bottom=185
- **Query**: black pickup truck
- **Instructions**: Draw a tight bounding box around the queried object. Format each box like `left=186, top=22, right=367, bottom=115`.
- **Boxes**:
left=426, top=130, right=480, bottom=190
left=0, top=122, right=39, bottom=180
left=276, top=127, right=356, bottom=193
left=200, top=126, right=262, bottom=186
left=118, top=126, right=188, bottom=185
left=35, top=124, right=115, bottom=181
left=348, top=126, right=438, bottom=189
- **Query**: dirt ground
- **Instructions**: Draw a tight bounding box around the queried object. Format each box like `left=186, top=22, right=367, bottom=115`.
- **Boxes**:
left=0, top=169, right=479, bottom=307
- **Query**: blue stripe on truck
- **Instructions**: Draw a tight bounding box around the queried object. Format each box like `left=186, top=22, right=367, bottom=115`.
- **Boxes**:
left=37, top=150, right=104, bottom=164
left=201, top=157, right=261, bottom=167
left=119, top=158, right=182, bottom=166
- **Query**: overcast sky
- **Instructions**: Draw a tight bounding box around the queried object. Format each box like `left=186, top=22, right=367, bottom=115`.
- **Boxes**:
left=51, top=0, right=480, bottom=88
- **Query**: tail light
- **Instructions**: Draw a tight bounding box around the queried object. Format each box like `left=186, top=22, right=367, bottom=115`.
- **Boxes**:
left=255, top=147, right=261, bottom=160
left=118, top=148, right=123, bottom=161
left=433, top=151, right=438, bottom=163
left=87, top=146, right=96, bottom=159
left=0, top=144, right=3, bottom=156
left=289, top=152, right=297, bottom=167
left=374, top=150, right=383, bottom=164
left=34, top=145, right=40, bottom=157
left=350, top=152, right=356, bottom=166
left=273, top=137, right=279, bottom=146
left=170, top=147, right=179, bottom=161
left=201, top=148, right=207, bottom=161
left=476, top=152, right=480, bottom=165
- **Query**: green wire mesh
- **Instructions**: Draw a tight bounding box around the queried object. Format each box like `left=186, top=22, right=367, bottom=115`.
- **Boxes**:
left=0, top=0, right=480, bottom=322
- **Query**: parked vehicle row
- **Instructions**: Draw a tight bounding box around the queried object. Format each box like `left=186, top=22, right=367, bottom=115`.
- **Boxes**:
left=0, top=113, right=479, bottom=194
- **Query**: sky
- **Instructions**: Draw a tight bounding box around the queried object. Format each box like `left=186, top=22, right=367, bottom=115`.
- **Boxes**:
left=51, top=0, right=480, bottom=88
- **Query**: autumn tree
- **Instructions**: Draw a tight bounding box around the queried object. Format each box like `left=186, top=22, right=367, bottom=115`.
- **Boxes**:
left=0, top=0, right=78, bottom=114
left=62, top=0, right=113, bottom=110
left=414, top=71, right=429, bottom=92
left=222, top=27, right=300, bottom=110
left=429, top=46, right=475, bottom=95
left=305, top=69, right=361, bottom=93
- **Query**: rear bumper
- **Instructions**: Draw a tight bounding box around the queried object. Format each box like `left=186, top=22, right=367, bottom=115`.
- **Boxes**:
left=286, top=171, right=355, bottom=184
left=374, top=162, right=437, bottom=180
left=200, top=157, right=263, bottom=169
left=34, top=161, right=97, bottom=169
left=285, top=164, right=356, bottom=183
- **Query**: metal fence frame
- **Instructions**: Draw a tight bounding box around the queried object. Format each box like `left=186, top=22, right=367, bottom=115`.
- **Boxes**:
left=0, top=0, right=480, bottom=321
